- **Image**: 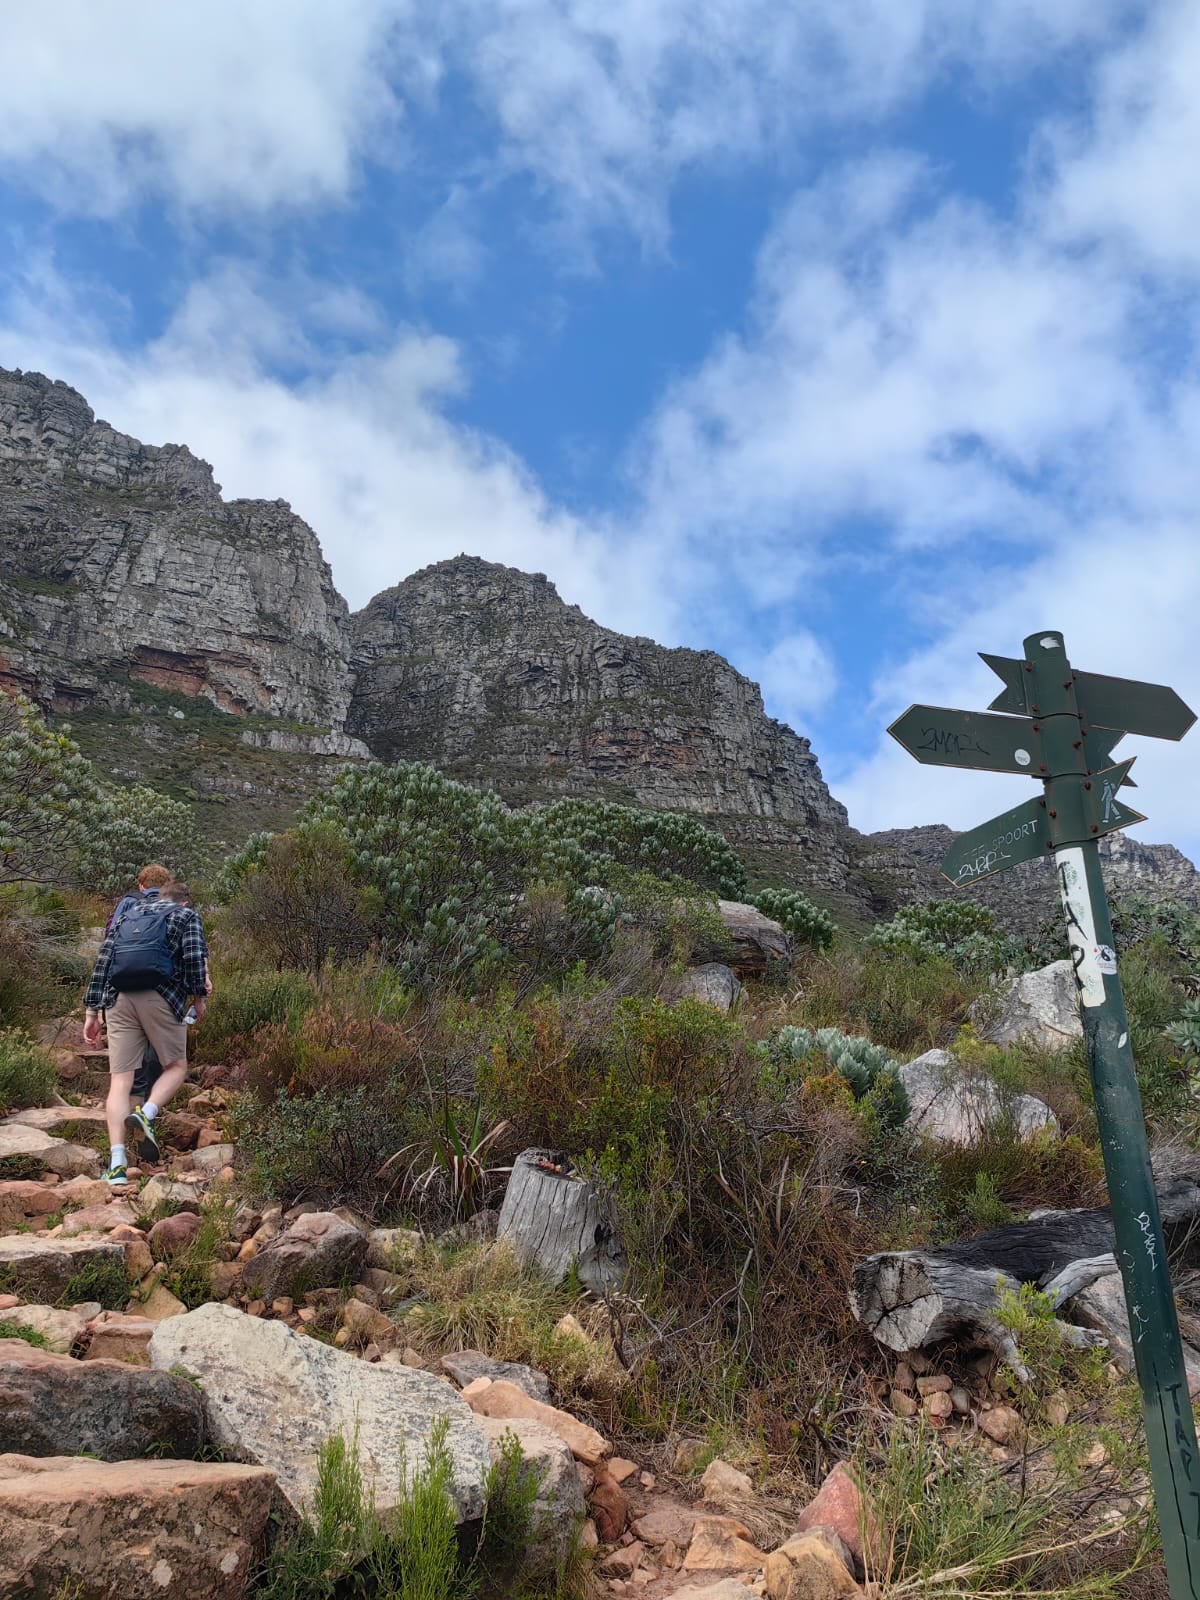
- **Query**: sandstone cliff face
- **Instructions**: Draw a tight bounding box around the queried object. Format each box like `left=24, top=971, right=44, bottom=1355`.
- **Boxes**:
left=0, top=368, right=358, bottom=747
left=348, top=557, right=850, bottom=881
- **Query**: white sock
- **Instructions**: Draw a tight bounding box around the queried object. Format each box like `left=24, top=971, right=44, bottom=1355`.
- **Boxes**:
left=143, top=1101, right=159, bottom=1120
left=111, top=1143, right=127, bottom=1168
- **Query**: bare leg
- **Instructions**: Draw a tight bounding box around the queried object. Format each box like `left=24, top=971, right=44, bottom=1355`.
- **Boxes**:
left=146, top=1058, right=188, bottom=1113
left=106, top=1072, right=135, bottom=1150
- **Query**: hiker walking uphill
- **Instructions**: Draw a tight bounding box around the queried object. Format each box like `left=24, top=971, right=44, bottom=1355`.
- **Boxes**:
left=82, top=884, right=210, bottom=1186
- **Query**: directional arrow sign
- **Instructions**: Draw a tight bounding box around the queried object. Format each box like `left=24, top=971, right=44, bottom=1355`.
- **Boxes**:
left=982, top=654, right=1195, bottom=740
left=941, top=795, right=1046, bottom=886
left=888, top=706, right=1041, bottom=775
left=1084, top=728, right=1135, bottom=785
left=980, top=652, right=1029, bottom=716
left=1075, top=671, right=1196, bottom=741
left=1085, top=758, right=1147, bottom=838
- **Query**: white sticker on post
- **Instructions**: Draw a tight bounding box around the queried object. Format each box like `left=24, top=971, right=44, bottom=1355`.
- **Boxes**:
left=1055, top=846, right=1106, bottom=1008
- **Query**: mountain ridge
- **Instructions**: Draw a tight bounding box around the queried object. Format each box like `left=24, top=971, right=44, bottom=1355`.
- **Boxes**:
left=2, top=362, right=1196, bottom=927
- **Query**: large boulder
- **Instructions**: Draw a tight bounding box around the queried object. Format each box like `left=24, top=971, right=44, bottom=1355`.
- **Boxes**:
left=0, top=1123, right=101, bottom=1178
left=0, top=1304, right=90, bottom=1355
left=151, top=1303, right=490, bottom=1520
left=0, top=1338, right=204, bottom=1459
left=899, top=1050, right=1057, bottom=1146
left=973, top=961, right=1083, bottom=1052
left=715, top=902, right=790, bottom=978
left=475, top=1415, right=586, bottom=1576
left=241, top=1210, right=368, bottom=1302
left=0, top=1454, right=274, bottom=1600
left=0, top=1235, right=126, bottom=1302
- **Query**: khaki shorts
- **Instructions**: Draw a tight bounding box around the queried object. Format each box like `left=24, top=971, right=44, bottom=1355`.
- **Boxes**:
left=105, top=991, right=187, bottom=1077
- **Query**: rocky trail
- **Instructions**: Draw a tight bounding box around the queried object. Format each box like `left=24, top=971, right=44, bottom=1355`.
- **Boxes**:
left=0, top=1025, right=879, bottom=1600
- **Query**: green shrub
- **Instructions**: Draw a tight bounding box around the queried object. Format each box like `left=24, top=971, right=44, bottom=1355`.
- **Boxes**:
left=231, top=1006, right=416, bottom=1101
left=0, top=1027, right=57, bottom=1113
left=222, top=762, right=746, bottom=992
left=0, top=891, right=88, bottom=1026
left=867, top=899, right=1016, bottom=977
left=751, top=887, right=835, bottom=951
left=228, top=1085, right=411, bottom=1212
left=796, top=943, right=978, bottom=1054
left=191, top=969, right=319, bottom=1065
left=60, top=1255, right=132, bottom=1310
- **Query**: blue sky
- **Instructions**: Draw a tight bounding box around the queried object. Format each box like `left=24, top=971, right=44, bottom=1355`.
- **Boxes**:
left=3, top=2, right=1200, bottom=857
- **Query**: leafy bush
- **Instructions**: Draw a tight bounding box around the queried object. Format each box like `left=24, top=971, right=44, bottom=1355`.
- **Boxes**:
left=191, top=969, right=319, bottom=1065
left=0, top=1027, right=57, bottom=1113
left=758, top=1024, right=909, bottom=1129
left=868, top=899, right=1017, bottom=977
left=796, top=943, right=978, bottom=1054
left=219, top=823, right=379, bottom=972
left=1111, top=893, right=1200, bottom=964
left=228, top=1084, right=411, bottom=1211
left=751, top=887, right=834, bottom=951
left=1166, top=998, right=1200, bottom=1057
left=223, top=762, right=747, bottom=991
left=230, top=1006, right=415, bottom=1101
left=0, top=692, right=193, bottom=891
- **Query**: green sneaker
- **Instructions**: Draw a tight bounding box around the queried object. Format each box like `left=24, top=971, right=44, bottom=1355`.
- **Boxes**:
left=102, top=1164, right=129, bottom=1187
left=125, top=1106, right=160, bottom=1164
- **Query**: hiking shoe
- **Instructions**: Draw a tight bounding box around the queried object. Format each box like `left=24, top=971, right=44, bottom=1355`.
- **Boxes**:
left=125, top=1106, right=160, bottom=1164
left=102, top=1164, right=129, bottom=1187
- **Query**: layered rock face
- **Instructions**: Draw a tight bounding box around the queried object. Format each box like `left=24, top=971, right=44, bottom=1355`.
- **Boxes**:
left=862, top=823, right=1200, bottom=932
left=0, top=368, right=358, bottom=747
left=349, top=556, right=850, bottom=881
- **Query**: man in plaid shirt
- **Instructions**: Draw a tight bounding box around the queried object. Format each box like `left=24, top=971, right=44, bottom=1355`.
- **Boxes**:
left=83, top=887, right=210, bottom=1185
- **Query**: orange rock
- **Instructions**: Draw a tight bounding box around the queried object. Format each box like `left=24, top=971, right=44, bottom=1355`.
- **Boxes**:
left=682, top=1516, right=766, bottom=1573
left=608, top=1457, right=639, bottom=1484
left=463, top=1378, right=610, bottom=1466
left=765, top=1530, right=862, bottom=1600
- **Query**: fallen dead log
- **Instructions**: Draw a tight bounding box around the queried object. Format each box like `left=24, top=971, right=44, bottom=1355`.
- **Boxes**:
left=497, top=1148, right=626, bottom=1295
left=850, top=1150, right=1200, bottom=1379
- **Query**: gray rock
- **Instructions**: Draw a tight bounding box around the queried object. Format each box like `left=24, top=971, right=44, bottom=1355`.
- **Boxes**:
left=1, top=1106, right=107, bottom=1137
left=1069, top=1269, right=1200, bottom=1391
left=366, top=1226, right=423, bottom=1270
left=241, top=1210, right=367, bottom=1302
left=188, top=1143, right=235, bottom=1174
left=474, top=1415, right=586, bottom=1575
left=440, top=1350, right=552, bottom=1402
left=974, top=961, right=1083, bottom=1052
left=0, top=1337, right=204, bottom=1459
left=899, top=1049, right=1057, bottom=1146
left=664, top=963, right=742, bottom=1013
left=715, top=903, right=790, bottom=978
left=0, top=1236, right=126, bottom=1303
left=151, top=1303, right=490, bottom=1520
left=0, top=1124, right=100, bottom=1179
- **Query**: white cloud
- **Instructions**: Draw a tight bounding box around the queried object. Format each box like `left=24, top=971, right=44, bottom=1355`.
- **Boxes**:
left=0, top=1, right=409, bottom=214
left=0, top=0, right=1127, bottom=236
left=753, top=632, right=839, bottom=728
left=1047, top=5, right=1200, bottom=273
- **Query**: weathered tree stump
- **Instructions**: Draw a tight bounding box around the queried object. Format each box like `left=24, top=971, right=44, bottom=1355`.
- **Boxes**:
left=497, top=1149, right=626, bottom=1294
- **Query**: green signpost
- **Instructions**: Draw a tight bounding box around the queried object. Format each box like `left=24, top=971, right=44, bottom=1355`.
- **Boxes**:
left=890, top=631, right=1200, bottom=1600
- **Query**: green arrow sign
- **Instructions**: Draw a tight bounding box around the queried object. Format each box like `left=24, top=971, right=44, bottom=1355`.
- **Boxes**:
left=940, top=795, right=1046, bottom=886
left=982, top=654, right=1195, bottom=740
left=980, top=652, right=1029, bottom=716
left=1075, top=670, right=1196, bottom=740
left=1086, top=758, right=1147, bottom=837
left=888, top=705, right=1040, bottom=775
left=1084, top=728, right=1135, bottom=785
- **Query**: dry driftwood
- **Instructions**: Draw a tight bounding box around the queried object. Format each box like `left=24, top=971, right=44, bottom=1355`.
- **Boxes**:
left=849, top=1149, right=1200, bottom=1379
left=497, top=1148, right=626, bottom=1294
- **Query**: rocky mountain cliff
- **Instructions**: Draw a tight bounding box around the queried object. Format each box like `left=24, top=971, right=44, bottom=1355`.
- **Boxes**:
left=0, top=368, right=360, bottom=751
left=349, top=557, right=851, bottom=887
left=2, top=363, right=1197, bottom=924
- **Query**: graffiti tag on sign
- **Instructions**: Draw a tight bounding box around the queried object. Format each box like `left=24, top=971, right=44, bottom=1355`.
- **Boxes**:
left=1056, top=846, right=1105, bottom=1007
left=954, top=817, right=1039, bottom=883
